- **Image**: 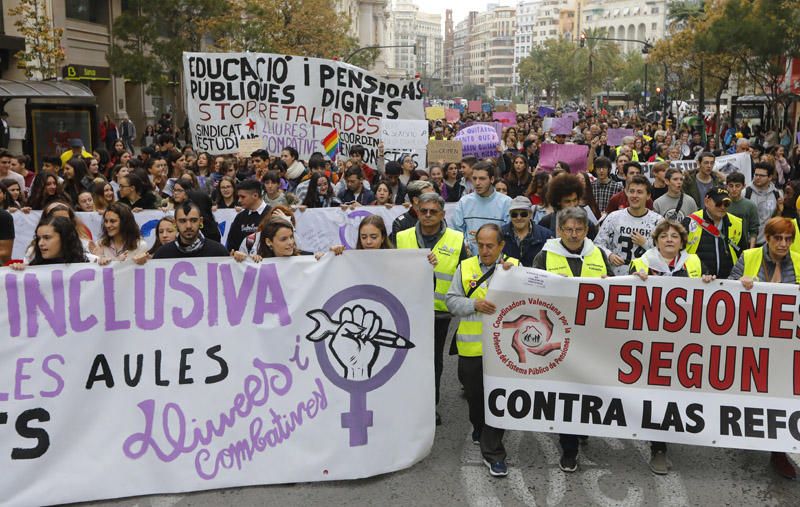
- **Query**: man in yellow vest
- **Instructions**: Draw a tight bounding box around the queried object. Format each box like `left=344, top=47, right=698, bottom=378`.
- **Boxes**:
left=682, top=187, right=746, bottom=279
left=60, top=138, right=93, bottom=167
left=532, top=207, right=614, bottom=473
left=396, top=193, right=467, bottom=425
left=729, top=216, right=800, bottom=479
left=446, top=223, right=518, bottom=478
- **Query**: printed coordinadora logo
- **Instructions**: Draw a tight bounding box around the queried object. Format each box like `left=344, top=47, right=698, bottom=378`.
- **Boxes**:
left=491, top=298, right=571, bottom=375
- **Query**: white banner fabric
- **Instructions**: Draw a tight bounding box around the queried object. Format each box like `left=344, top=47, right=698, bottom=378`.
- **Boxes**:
left=381, top=119, right=429, bottom=171
left=11, top=205, right=460, bottom=260
left=183, top=52, right=424, bottom=165
left=0, top=251, right=434, bottom=506
left=483, top=268, right=800, bottom=453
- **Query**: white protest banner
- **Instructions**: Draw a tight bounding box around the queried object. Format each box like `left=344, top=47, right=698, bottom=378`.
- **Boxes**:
left=483, top=268, right=800, bottom=453
left=11, top=206, right=459, bottom=261
left=291, top=204, right=458, bottom=253
left=641, top=160, right=698, bottom=181
left=381, top=119, right=429, bottom=170
left=10, top=209, right=239, bottom=261
left=0, top=252, right=434, bottom=506
left=715, top=152, right=752, bottom=187
left=183, top=53, right=423, bottom=166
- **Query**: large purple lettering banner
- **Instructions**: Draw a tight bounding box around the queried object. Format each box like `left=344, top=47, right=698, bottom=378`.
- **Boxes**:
left=0, top=253, right=434, bottom=506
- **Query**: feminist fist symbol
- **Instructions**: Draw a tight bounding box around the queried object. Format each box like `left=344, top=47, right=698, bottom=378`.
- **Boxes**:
left=306, top=305, right=414, bottom=380
left=502, top=310, right=561, bottom=363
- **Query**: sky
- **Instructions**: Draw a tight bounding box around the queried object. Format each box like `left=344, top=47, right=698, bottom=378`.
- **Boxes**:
left=407, top=0, right=512, bottom=27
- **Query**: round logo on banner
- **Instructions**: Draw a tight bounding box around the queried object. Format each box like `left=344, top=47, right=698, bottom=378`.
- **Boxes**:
left=493, top=299, right=570, bottom=375
left=304, top=284, right=413, bottom=446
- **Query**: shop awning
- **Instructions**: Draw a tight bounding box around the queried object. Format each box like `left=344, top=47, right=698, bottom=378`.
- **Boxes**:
left=0, top=79, right=94, bottom=100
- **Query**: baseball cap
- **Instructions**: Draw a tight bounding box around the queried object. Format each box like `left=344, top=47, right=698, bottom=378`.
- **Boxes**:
left=69, top=138, right=83, bottom=148
left=706, top=187, right=732, bottom=206
left=509, top=196, right=532, bottom=212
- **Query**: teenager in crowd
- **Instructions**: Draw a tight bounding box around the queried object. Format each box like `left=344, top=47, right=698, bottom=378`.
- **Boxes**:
left=28, top=171, right=70, bottom=210
left=11, top=215, right=91, bottom=269
left=117, top=172, right=159, bottom=210
left=93, top=202, right=148, bottom=261
left=152, top=201, right=228, bottom=259
left=213, top=175, right=238, bottom=210
left=357, top=215, right=393, bottom=250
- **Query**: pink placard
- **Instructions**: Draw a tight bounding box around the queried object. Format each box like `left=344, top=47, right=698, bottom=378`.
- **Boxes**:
left=445, top=108, right=461, bottom=122
left=468, top=100, right=482, bottom=113
left=552, top=117, right=574, bottom=136
left=607, top=128, right=634, bottom=146
left=539, top=143, right=590, bottom=173
left=492, top=112, right=517, bottom=125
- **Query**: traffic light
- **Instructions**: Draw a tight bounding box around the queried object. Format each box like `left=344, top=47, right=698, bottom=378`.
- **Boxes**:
left=579, top=32, right=586, bottom=48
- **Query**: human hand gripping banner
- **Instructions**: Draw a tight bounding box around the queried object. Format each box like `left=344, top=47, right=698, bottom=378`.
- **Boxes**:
left=483, top=268, right=800, bottom=453
left=0, top=251, right=434, bottom=506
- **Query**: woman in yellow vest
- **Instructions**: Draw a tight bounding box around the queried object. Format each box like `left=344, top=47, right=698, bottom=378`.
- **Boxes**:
left=531, top=207, right=614, bottom=473
left=728, top=216, right=800, bottom=479
left=630, top=220, right=714, bottom=476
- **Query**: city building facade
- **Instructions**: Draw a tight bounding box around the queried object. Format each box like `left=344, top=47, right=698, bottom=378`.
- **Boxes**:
left=386, top=0, right=442, bottom=80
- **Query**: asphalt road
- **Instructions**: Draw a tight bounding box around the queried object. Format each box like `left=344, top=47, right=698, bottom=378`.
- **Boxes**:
left=77, top=352, right=798, bottom=507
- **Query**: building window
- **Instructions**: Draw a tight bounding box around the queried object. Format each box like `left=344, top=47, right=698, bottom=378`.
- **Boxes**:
left=652, top=23, right=657, bottom=30
left=67, top=0, right=109, bottom=24
left=652, top=7, right=659, bottom=14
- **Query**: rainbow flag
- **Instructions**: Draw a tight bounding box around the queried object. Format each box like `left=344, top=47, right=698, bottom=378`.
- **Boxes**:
left=322, top=129, right=339, bottom=159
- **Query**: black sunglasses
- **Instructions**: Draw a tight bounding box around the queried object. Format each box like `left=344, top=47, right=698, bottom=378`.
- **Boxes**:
left=510, top=211, right=530, bottom=218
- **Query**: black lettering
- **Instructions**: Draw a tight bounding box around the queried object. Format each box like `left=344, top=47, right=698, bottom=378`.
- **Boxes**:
left=154, top=350, right=169, bottom=386
left=12, top=408, right=50, bottom=460
left=85, top=354, right=114, bottom=389
left=685, top=403, right=705, bottom=433
left=179, top=348, right=194, bottom=385
left=124, top=353, right=143, bottom=387
left=205, top=345, right=228, bottom=384
left=720, top=405, right=742, bottom=436
left=488, top=389, right=505, bottom=417
left=507, top=390, right=531, bottom=419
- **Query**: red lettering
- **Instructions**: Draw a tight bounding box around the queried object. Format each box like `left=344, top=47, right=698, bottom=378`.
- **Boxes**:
left=708, top=345, right=736, bottom=391
left=706, top=291, right=736, bottom=335
left=795, top=351, right=800, bottom=395
left=737, top=292, right=767, bottom=337
left=214, top=102, right=230, bottom=119
left=632, top=286, right=661, bottom=331
left=648, top=342, right=673, bottom=386
left=689, top=289, right=704, bottom=333
left=740, top=348, right=769, bottom=393
left=605, top=285, right=632, bottom=329
left=618, top=340, right=643, bottom=384
left=198, top=103, right=211, bottom=122
left=768, top=294, right=795, bottom=339
left=677, top=343, right=703, bottom=388
left=575, top=283, right=605, bottom=325
left=663, top=288, right=688, bottom=333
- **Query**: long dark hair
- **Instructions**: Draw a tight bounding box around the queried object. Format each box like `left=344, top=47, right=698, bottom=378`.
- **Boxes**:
left=256, top=218, right=298, bottom=258
left=31, top=215, right=88, bottom=265
left=506, top=154, right=531, bottom=186
left=99, top=202, right=142, bottom=251
left=29, top=171, right=70, bottom=209
left=356, top=215, right=393, bottom=249
left=0, top=180, right=10, bottom=208
left=302, top=171, right=333, bottom=207
left=580, top=172, right=601, bottom=219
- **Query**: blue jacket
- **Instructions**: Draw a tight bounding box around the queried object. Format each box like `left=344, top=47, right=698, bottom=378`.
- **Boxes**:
left=451, top=189, right=512, bottom=253
left=501, top=221, right=554, bottom=267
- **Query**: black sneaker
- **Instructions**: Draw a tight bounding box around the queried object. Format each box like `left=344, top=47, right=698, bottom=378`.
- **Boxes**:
left=579, top=435, right=589, bottom=446
left=484, top=458, right=509, bottom=477
left=435, top=412, right=442, bottom=426
left=471, top=429, right=481, bottom=445
left=559, top=453, right=578, bottom=472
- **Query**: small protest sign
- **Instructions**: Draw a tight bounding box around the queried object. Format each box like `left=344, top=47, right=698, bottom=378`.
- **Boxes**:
left=425, top=106, right=445, bottom=120
left=539, top=143, right=590, bottom=173
left=445, top=108, right=461, bottom=122
left=516, top=104, right=529, bottom=114
left=455, top=124, right=500, bottom=159
left=237, top=137, right=264, bottom=157
left=607, top=128, right=634, bottom=146
left=427, top=140, right=463, bottom=164
left=381, top=119, right=429, bottom=170
left=468, top=100, right=482, bottom=113
left=493, top=112, right=517, bottom=126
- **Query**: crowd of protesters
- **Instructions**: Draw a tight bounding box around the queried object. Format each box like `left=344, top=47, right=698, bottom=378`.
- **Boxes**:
left=0, top=106, right=798, bottom=481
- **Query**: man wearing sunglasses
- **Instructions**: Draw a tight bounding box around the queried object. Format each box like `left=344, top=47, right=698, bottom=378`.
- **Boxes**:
left=683, top=187, right=747, bottom=278
left=501, top=196, right=553, bottom=267
left=396, top=193, right=468, bottom=425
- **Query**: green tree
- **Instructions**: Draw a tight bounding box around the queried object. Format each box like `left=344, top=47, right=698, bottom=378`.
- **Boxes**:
left=108, top=0, right=227, bottom=90
left=8, top=0, right=64, bottom=79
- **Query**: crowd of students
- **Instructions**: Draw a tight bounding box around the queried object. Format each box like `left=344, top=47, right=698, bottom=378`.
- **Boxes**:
left=0, top=107, right=798, bottom=481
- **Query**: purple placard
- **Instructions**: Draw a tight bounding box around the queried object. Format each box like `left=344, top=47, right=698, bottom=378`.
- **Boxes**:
left=564, top=112, right=579, bottom=123
left=538, top=106, right=555, bottom=117
left=539, top=143, right=590, bottom=173
left=607, top=128, right=634, bottom=146
left=493, top=112, right=517, bottom=126
left=468, top=100, right=482, bottom=113
left=446, top=108, right=461, bottom=122
left=454, top=124, right=500, bottom=159
left=552, top=117, right=574, bottom=136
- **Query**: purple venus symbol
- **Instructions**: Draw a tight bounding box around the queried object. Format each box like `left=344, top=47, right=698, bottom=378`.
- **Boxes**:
left=338, top=210, right=373, bottom=249
left=314, top=284, right=411, bottom=446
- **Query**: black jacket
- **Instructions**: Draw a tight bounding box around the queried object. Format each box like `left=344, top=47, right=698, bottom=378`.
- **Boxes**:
left=501, top=221, right=554, bottom=267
